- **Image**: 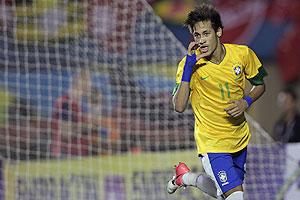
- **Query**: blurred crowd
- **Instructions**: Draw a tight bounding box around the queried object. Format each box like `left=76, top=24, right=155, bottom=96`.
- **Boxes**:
left=0, top=69, right=194, bottom=160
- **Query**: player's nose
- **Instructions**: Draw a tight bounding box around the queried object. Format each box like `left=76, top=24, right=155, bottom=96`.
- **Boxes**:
left=198, top=38, right=206, bottom=45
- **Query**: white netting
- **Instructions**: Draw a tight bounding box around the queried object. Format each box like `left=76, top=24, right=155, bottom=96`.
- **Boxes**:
left=0, top=0, right=291, bottom=200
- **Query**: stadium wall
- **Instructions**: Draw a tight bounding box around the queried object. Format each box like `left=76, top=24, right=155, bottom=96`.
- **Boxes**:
left=4, top=150, right=205, bottom=200
left=2, top=143, right=300, bottom=200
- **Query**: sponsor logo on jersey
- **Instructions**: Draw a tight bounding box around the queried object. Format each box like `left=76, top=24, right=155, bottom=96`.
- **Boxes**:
left=200, top=76, right=209, bottom=80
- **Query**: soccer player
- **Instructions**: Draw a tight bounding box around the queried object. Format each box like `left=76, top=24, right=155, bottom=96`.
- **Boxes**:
left=167, top=4, right=267, bottom=200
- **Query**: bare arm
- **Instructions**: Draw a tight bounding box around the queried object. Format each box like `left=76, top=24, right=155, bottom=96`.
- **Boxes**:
left=173, top=42, right=210, bottom=113
left=225, top=84, right=266, bottom=117
left=247, top=84, right=266, bottom=102
left=172, top=82, right=191, bottom=113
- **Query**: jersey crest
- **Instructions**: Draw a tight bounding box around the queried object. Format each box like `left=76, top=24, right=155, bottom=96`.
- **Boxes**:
left=218, top=170, right=229, bottom=186
left=233, top=65, right=242, bottom=75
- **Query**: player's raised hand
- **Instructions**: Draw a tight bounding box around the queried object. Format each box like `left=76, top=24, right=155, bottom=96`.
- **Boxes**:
left=224, top=99, right=248, bottom=117
left=187, top=42, right=199, bottom=56
left=187, top=42, right=210, bottom=61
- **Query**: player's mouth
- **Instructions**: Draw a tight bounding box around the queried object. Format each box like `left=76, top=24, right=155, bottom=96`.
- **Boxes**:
left=200, top=46, right=208, bottom=53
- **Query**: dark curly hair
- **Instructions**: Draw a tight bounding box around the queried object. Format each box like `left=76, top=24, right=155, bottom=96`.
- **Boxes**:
left=184, top=4, right=224, bottom=33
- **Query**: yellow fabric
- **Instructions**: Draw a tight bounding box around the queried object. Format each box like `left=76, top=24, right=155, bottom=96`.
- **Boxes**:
left=175, top=44, right=262, bottom=154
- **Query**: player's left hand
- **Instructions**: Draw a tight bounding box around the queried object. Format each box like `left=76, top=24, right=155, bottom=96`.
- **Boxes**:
left=224, top=99, right=248, bottom=117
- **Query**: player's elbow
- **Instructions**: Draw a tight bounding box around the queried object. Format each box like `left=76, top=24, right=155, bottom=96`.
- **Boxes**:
left=258, top=83, right=266, bottom=95
left=175, top=107, right=185, bottom=113
left=172, top=94, right=187, bottom=113
left=174, top=104, right=186, bottom=113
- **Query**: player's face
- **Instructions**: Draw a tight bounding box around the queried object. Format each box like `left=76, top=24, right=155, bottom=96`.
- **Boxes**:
left=192, top=21, right=222, bottom=57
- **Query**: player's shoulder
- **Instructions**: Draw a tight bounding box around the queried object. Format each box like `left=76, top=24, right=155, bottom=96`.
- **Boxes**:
left=224, top=43, right=251, bottom=53
left=225, top=44, right=257, bottom=61
left=178, top=55, right=187, bottom=63
left=177, top=55, right=187, bottom=69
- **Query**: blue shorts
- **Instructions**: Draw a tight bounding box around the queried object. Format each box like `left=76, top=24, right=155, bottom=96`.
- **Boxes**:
left=200, top=148, right=247, bottom=196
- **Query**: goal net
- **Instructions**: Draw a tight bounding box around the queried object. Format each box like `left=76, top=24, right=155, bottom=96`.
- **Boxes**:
left=0, top=0, right=288, bottom=200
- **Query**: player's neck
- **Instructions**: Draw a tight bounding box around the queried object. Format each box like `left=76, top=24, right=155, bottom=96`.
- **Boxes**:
left=209, top=43, right=225, bottom=65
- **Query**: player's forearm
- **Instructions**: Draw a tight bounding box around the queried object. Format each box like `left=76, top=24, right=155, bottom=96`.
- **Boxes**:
left=173, top=52, right=196, bottom=112
left=246, top=84, right=266, bottom=104
left=173, top=82, right=190, bottom=113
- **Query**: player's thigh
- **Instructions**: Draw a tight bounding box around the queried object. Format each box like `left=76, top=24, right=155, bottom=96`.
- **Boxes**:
left=201, top=153, right=243, bottom=195
left=232, top=147, right=247, bottom=181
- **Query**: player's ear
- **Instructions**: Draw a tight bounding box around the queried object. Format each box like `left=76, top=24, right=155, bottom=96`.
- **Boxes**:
left=216, top=27, right=222, bottom=38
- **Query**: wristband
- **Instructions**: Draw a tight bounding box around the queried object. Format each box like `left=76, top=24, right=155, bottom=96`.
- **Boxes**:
left=181, top=54, right=197, bottom=82
left=243, top=96, right=253, bottom=107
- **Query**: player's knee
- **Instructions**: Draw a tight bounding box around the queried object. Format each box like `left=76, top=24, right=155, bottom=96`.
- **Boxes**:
left=224, top=191, right=244, bottom=200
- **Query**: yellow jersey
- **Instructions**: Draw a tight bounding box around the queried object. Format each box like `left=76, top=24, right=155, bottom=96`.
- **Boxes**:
left=174, top=44, right=263, bottom=154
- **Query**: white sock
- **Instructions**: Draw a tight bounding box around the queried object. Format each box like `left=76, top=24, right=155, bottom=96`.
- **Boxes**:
left=182, top=173, right=217, bottom=198
left=182, top=172, right=198, bottom=186
left=225, top=191, right=244, bottom=200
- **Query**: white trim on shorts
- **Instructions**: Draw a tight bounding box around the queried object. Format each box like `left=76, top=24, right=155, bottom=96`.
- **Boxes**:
left=201, top=154, right=223, bottom=197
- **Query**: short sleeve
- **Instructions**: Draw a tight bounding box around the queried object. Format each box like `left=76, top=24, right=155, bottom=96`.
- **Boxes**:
left=175, top=56, right=186, bottom=84
left=244, top=47, right=262, bottom=79
left=172, top=56, right=186, bottom=96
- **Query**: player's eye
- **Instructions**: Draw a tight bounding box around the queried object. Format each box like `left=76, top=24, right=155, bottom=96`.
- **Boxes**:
left=203, top=32, right=209, bottom=37
left=194, top=33, right=200, bottom=38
